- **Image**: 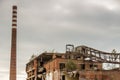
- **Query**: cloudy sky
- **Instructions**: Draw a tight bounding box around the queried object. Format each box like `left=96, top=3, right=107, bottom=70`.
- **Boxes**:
left=1, top=0, right=120, bottom=80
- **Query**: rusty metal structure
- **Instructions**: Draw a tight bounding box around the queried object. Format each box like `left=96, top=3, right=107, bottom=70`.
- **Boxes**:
left=75, top=45, right=120, bottom=64
left=66, top=44, right=120, bottom=64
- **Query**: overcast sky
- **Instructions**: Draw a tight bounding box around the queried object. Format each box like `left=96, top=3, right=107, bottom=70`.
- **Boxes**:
left=1, top=0, right=120, bottom=80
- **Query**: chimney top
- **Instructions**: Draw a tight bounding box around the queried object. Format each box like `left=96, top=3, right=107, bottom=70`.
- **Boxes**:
left=13, top=5, right=17, bottom=9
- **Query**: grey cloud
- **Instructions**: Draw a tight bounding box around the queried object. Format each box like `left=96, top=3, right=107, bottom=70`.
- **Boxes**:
left=1, top=0, right=120, bottom=80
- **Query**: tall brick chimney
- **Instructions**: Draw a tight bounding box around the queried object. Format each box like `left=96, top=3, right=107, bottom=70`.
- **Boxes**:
left=10, top=5, right=17, bottom=80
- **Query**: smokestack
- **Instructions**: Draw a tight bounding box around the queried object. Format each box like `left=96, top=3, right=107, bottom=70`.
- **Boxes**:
left=10, top=5, right=17, bottom=80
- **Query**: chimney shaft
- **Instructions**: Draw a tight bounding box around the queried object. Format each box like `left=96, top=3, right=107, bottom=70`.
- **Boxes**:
left=10, top=5, right=17, bottom=80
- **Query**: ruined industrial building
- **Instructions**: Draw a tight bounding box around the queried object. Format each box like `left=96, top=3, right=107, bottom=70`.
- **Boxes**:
left=26, top=44, right=120, bottom=80
left=7, top=4, right=120, bottom=80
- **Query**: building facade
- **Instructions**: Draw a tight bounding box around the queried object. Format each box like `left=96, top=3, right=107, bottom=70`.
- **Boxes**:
left=26, top=45, right=120, bottom=80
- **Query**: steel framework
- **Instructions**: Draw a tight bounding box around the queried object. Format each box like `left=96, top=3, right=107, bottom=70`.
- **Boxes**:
left=75, top=45, right=120, bottom=64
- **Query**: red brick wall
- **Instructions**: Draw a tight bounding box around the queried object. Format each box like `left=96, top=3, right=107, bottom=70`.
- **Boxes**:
left=44, top=58, right=102, bottom=72
left=79, top=70, right=120, bottom=80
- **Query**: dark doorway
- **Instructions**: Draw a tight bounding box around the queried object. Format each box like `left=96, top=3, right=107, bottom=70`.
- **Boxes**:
left=59, top=63, right=65, bottom=70
left=62, top=75, right=65, bottom=80
left=81, top=64, right=85, bottom=70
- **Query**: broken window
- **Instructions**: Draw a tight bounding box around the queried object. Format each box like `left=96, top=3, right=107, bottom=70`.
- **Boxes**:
left=62, top=75, right=65, bottom=80
left=90, top=64, right=98, bottom=70
left=80, top=64, right=85, bottom=70
left=57, top=55, right=61, bottom=58
left=59, top=63, right=65, bottom=70
left=90, top=64, right=94, bottom=69
left=93, top=65, right=98, bottom=70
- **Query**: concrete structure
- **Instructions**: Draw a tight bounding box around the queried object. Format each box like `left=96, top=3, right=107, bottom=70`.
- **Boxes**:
left=10, top=5, right=17, bottom=80
left=26, top=45, right=120, bottom=80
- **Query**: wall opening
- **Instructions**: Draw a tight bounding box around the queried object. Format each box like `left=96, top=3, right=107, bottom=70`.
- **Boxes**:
left=81, top=64, right=85, bottom=70
left=62, top=75, right=65, bottom=80
left=60, top=63, right=65, bottom=70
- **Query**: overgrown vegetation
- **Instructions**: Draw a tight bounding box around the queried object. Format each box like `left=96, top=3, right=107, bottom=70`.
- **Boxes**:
left=66, top=60, right=77, bottom=71
left=65, top=60, right=79, bottom=80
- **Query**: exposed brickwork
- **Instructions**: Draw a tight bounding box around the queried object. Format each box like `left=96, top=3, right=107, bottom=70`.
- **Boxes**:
left=79, top=70, right=120, bottom=80
left=26, top=51, right=120, bottom=80
left=10, top=5, right=17, bottom=80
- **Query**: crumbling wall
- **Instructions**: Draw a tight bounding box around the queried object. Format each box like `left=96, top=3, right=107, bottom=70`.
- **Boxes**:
left=103, top=70, right=120, bottom=80
left=79, top=71, right=103, bottom=80
left=79, top=70, right=120, bottom=80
